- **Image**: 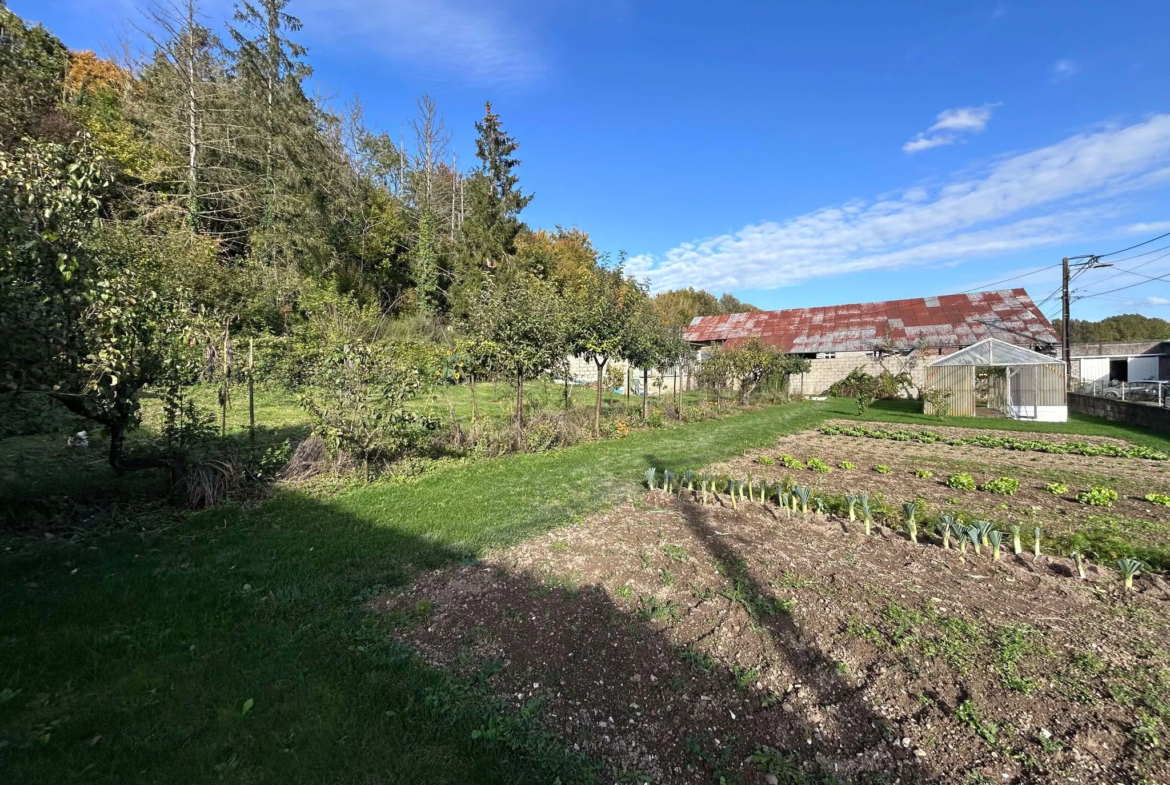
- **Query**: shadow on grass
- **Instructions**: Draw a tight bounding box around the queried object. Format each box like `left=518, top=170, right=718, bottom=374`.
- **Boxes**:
left=0, top=487, right=598, bottom=785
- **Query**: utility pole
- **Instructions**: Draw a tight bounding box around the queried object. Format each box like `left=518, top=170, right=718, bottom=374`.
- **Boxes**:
left=1061, top=257, right=1071, bottom=369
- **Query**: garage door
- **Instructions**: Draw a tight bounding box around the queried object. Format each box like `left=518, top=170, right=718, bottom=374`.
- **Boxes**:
left=1079, top=358, right=1110, bottom=383
left=1129, top=356, right=1160, bottom=381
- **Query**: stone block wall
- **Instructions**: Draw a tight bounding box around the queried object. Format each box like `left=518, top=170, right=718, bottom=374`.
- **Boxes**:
left=793, top=353, right=928, bottom=397
left=1068, top=392, right=1170, bottom=434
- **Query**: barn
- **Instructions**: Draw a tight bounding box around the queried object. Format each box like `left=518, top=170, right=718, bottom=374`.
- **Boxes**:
left=682, top=289, right=1060, bottom=396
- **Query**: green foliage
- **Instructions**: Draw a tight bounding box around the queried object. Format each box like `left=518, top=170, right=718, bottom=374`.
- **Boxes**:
left=779, top=454, right=805, bottom=469
left=1055, top=313, right=1170, bottom=343
left=1077, top=486, right=1119, bottom=507
left=754, top=454, right=775, bottom=465
left=819, top=423, right=1169, bottom=461
left=1047, top=482, right=1069, bottom=495
left=299, top=341, right=436, bottom=475
left=1117, top=558, right=1143, bottom=590
left=1145, top=493, right=1170, bottom=507
left=980, top=477, right=1020, bottom=495
left=711, top=337, right=809, bottom=405
left=922, top=386, right=952, bottom=418
left=873, top=464, right=892, bottom=474
left=946, top=473, right=977, bottom=491
left=837, top=460, right=855, bottom=470
left=914, top=468, right=933, bottom=478
left=806, top=457, right=832, bottom=473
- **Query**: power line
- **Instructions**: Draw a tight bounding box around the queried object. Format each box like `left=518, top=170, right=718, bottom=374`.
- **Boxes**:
left=958, top=262, right=1062, bottom=295
left=1074, top=269, right=1170, bottom=301
left=1074, top=249, right=1170, bottom=293
left=1094, top=230, right=1170, bottom=259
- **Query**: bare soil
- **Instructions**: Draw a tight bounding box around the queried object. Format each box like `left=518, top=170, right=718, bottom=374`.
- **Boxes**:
left=377, top=484, right=1170, bottom=784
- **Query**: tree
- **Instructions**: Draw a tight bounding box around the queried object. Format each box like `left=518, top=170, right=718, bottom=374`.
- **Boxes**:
left=568, top=262, right=646, bottom=435
left=719, top=338, right=809, bottom=405
left=453, top=102, right=532, bottom=312
left=621, top=302, right=676, bottom=420
left=463, top=273, right=563, bottom=426
left=652, top=287, right=759, bottom=329
left=0, top=7, right=74, bottom=149
left=1054, top=314, right=1170, bottom=344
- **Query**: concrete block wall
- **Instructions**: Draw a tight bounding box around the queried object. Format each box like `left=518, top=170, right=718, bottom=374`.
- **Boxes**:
left=1068, top=392, right=1170, bottom=434
left=794, top=354, right=928, bottom=397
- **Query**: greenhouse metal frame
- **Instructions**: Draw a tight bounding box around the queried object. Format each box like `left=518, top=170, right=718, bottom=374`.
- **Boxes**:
left=923, top=338, right=1067, bottom=422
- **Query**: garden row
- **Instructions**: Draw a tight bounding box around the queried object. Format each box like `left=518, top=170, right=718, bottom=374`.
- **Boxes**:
left=818, top=423, right=1170, bottom=461
left=760, top=452, right=1167, bottom=510
left=643, top=468, right=1152, bottom=589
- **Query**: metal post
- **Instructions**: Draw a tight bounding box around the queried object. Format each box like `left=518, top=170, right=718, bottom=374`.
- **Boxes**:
left=1061, top=258, right=1071, bottom=380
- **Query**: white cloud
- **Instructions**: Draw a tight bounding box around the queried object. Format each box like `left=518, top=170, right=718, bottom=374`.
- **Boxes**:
left=1123, top=220, right=1170, bottom=235
left=1148, top=297, right=1170, bottom=306
left=1053, top=59, right=1079, bottom=81
left=295, top=0, right=544, bottom=86
left=903, top=103, right=998, bottom=153
left=629, top=115, right=1170, bottom=294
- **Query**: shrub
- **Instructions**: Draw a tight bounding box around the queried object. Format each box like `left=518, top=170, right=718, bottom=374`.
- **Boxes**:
left=838, top=461, right=855, bottom=470
left=1144, top=493, right=1170, bottom=507
left=1077, top=486, right=1119, bottom=507
left=806, top=457, right=832, bottom=474
left=873, top=465, right=892, bottom=474
left=914, top=468, right=934, bottom=479
left=922, top=387, right=952, bottom=419
left=755, top=455, right=776, bottom=465
left=1046, top=482, right=1068, bottom=496
left=946, top=473, right=976, bottom=491
left=779, top=454, right=804, bottom=469
left=981, top=477, right=1020, bottom=496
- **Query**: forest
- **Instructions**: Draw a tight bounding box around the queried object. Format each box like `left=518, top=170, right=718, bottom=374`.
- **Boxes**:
left=0, top=2, right=798, bottom=488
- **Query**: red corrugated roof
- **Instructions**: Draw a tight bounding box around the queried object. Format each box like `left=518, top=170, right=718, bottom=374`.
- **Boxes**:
left=682, top=289, right=1058, bottom=353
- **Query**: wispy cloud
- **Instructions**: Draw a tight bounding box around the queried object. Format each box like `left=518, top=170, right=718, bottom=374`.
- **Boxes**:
left=295, top=0, right=545, bottom=87
left=1148, top=296, right=1170, bottom=306
left=1052, top=59, right=1079, bottom=81
left=903, top=103, right=999, bottom=153
left=629, top=115, right=1170, bottom=294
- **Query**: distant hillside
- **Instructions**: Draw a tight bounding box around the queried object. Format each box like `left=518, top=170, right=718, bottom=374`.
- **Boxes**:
left=1053, top=314, right=1170, bottom=343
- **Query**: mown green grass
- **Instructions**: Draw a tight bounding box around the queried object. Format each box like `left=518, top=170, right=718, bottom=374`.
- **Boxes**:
left=0, top=401, right=827, bottom=785
left=3, top=393, right=1167, bottom=784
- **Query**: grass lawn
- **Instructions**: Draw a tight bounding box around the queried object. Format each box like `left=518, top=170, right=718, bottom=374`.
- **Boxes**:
left=2, top=394, right=1165, bottom=784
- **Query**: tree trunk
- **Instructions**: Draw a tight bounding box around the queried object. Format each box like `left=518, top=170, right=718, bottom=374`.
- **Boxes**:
left=625, top=365, right=630, bottom=412
left=642, top=368, right=649, bottom=420
left=674, top=368, right=680, bottom=418
left=516, top=371, right=524, bottom=427
left=563, top=372, right=570, bottom=409
left=594, top=359, right=606, bottom=436
left=470, top=373, right=478, bottom=422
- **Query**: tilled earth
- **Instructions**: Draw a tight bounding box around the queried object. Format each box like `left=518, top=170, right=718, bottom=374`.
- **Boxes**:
left=378, top=484, right=1170, bottom=784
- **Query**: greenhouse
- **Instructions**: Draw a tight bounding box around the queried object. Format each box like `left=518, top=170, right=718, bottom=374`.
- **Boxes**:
left=923, top=338, right=1067, bottom=422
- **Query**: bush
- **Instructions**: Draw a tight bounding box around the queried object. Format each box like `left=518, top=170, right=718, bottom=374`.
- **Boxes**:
left=980, top=477, right=1020, bottom=495
left=873, top=465, right=892, bottom=474
left=922, top=387, right=952, bottom=419
left=1077, top=486, right=1119, bottom=507
left=946, top=473, right=977, bottom=491
left=1046, top=482, right=1068, bottom=496
left=915, top=468, right=934, bottom=479
left=806, top=457, right=832, bottom=474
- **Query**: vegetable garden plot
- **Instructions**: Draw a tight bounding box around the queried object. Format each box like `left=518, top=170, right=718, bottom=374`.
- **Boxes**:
left=381, top=492, right=1170, bottom=785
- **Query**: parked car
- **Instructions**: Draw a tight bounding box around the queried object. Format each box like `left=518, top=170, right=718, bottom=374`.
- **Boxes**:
left=1100, top=380, right=1167, bottom=404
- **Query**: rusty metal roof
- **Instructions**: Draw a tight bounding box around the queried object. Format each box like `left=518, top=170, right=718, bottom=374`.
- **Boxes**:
left=682, top=288, right=1059, bottom=354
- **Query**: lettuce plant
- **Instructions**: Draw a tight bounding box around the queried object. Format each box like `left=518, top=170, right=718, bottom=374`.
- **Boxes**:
left=1117, top=558, right=1143, bottom=590
left=988, top=530, right=1004, bottom=561
left=1009, top=524, right=1022, bottom=556
left=946, top=473, right=976, bottom=491
left=806, top=458, right=832, bottom=474
left=779, top=454, right=804, bottom=469
left=1145, top=492, right=1170, bottom=507
left=1077, top=486, right=1118, bottom=507
left=1046, top=482, right=1068, bottom=496
left=980, top=477, right=1020, bottom=495
left=902, top=502, right=919, bottom=544
left=755, top=455, right=776, bottom=465
left=874, top=465, right=892, bottom=474
left=915, top=468, right=934, bottom=479
left=838, top=461, right=855, bottom=470
left=793, top=486, right=811, bottom=514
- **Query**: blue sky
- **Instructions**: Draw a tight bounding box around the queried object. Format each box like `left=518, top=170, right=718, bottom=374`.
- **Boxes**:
left=17, top=0, right=1170, bottom=321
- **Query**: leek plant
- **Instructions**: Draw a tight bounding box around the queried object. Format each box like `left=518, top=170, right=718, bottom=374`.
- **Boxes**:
left=976, top=521, right=994, bottom=548
left=644, top=468, right=656, bottom=490
left=860, top=494, right=873, bottom=535
left=794, top=486, right=811, bottom=514
left=684, top=470, right=696, bottom=492
left=730, top=479, right=740, bottom=510
left=1073, top=551, right=1086, bottom=580
left=777, top=490, right=791, bottom=518
left=939, top=515, right=956, bottom=549
left=989, top=530, right=1003, bottom=560
left=902, top=502, right=918, bottom=544
left=663, top=469, right=675, bottom=494
left=846, top=494, right=859, bottom=522
left=1033, top=527, right=1041, bottom=558
left=700, top=474, right=710, bottom=506
left=1117, top=558, right=1142, bottom=590
left=1009, top=525, right=1022, bottom=556
left=746, top=473, right=755, bottom=502
left=959, top=529, right=969, bottom=554
left=968, top=527, right=982, bottom=556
